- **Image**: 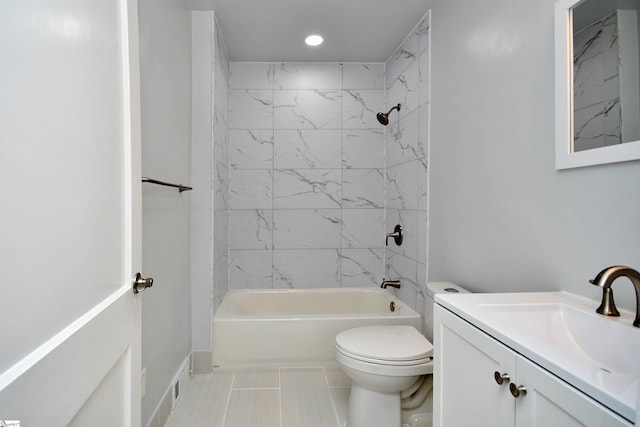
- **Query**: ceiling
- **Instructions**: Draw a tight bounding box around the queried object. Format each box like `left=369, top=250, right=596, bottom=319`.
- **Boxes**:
left=188, top=0, right=431, bottom=62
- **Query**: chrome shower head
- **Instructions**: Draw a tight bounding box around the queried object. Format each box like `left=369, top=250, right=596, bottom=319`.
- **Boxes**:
left=376, top=104, right=401, bottom=126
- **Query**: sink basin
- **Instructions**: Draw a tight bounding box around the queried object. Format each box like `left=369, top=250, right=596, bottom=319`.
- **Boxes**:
left=478, top=302, right=640, bottom=377
left=436, top=291, right=640, bottom=422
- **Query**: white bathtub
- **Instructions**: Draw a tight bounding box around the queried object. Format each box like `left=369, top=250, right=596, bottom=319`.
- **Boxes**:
left=212, top=287, right=422, bottom=368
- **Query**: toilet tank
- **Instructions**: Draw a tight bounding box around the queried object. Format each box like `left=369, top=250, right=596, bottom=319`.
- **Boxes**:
left=424, top=282, right=469, bottom=342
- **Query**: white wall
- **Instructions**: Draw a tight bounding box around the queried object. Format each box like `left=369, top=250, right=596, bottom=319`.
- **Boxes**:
left=427, top=0, right=640, bottom=308
left=138, top=0, right=192, bottom=424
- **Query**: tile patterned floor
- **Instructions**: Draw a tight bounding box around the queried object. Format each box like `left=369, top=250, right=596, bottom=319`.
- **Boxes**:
left=166, top=364, right=351, bottom=427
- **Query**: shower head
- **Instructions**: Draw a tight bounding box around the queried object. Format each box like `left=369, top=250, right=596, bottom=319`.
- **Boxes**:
left=376, top=104, right=401, bottom=126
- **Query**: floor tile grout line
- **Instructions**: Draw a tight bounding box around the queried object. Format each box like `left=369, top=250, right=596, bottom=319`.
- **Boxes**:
left=220, top=371, right=236, bottom=427
left=278, top=367, right=283, bottom=427
left=323, top=366, right=343, bottom=427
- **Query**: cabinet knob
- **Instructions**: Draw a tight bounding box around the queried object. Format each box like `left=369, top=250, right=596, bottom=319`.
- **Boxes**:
left=509, top=382, right=527, bottom=398
left=493, top=371, right=510, bottom=385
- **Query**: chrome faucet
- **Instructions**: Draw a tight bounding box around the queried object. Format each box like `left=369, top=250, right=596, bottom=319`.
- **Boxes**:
left=381, top=279, right=401, bottom=289
left=590, top=265, right=640, bottom=327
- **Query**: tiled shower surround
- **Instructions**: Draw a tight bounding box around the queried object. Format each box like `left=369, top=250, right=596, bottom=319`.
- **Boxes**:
left=385, top=14, right=430, bottom=313
left=210, top=12, right=430, bottom=312
left=228, top=62, right=386, bottom=290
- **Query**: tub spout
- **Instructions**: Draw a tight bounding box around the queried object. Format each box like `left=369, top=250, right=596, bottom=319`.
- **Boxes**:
left=381, top=279, right=401, bottom=289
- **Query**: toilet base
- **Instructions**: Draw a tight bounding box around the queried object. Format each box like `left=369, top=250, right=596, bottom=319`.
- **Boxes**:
left=346, top=382, right=401, bottom=427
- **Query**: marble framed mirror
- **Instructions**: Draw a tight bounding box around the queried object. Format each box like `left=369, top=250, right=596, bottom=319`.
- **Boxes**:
left=555, top=0, right=640, bottom=169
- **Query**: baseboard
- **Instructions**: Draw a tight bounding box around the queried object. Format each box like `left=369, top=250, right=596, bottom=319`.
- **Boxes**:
left=190, top=351, right=212, bottom=374
left=146, top=354, right=191, bottom=427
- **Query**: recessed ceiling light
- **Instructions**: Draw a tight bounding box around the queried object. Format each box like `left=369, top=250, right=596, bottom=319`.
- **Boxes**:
left=305, top=34, right=323, bottom=47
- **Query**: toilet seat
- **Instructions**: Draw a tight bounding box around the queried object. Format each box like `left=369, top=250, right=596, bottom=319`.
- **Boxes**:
left=335, top=345, right=431, bottom=366
left=336, top=325, right=433, bottom=361
left=335, top=326, right=433, bottom=376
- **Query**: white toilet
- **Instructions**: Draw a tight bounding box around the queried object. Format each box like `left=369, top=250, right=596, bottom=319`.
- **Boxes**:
left=335, top=282, right=468, bottom=427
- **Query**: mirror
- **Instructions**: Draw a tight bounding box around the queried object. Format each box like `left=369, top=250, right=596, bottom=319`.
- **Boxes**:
left=555, top=0, right=640, bottom=169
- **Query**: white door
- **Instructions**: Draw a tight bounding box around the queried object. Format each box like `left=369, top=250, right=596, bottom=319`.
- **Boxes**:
left=0, top=0, right=143, bottom=425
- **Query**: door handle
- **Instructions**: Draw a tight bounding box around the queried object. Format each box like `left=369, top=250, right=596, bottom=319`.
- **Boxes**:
left=132, top=273, right=154, bottom=294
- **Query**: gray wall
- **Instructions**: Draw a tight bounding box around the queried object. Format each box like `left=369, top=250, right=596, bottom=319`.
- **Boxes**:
left=139, top=0, right=192, bottom=423
left=427, top=0, right=640, bottom=309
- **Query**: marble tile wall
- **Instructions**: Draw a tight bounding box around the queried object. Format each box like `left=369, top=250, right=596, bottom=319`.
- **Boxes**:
left=212, top=18, right=230, bottom=313
left=384, top=12, right=431, bottom=312
left=228, top=62, right=386, bottom=289
left=573, top=12, right=621, bottom=152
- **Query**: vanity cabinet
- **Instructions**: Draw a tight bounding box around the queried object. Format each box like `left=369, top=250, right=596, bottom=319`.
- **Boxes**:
left=433, top=305, right=632, bottom=427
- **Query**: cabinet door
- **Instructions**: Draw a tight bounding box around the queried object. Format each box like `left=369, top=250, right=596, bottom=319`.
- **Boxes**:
left=434, top=305, right=516, bottom=427
left=514, top=355, right=631, bottom=427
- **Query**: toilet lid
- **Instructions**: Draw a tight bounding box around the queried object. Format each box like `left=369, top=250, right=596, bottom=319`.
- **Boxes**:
left=335, top=325, right=433, bottom=362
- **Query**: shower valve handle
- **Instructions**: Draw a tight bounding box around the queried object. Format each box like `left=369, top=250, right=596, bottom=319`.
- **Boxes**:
left=385, top=224, right=403, bottom=246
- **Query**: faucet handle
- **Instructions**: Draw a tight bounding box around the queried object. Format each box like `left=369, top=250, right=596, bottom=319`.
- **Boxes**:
left=385, top=224, right=403, bottom=246
left=596, top=287, right=620, bottom=317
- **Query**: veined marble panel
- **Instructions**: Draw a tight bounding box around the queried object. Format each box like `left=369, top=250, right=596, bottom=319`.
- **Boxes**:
left=214, top=16, right=230, bottom=78
left=213, top=254, right=228, bottom=310
left=230, top=130, right=274, bottom=169
left=214, top=210, right=229, bottom=260
left=229, top=250, right=273, bottom=289
left=418, top=104, right=429, bottom=162
left=574, top=102, right=607, bottom=151
left=343, top=89, right=385, bottom=129
left=341, top=209, right=385, bottom=249
left=385, top=251, right=418, bottom=310
left=387, top=107, right=420, bottom=167
left=341, top=248, right=383, bottom=287
left=386, top=28, right=419, bottom=84
left=342, top=63, right=385, bottom=89
left=342, top=169, right=384, bottom=209
left=574, top=53, right=605, bottom=111
left=273, top=129, right=342, bottom=169
left=418, top=13, right=430, bottom=55
left=387, top=208, right=418, bottom=261
left=419, top=49, right=430, bottom=108
left=273, top=209, right=341, bottom=249
left=229, top=209, right=273, bottom=250
left=230, top=63, right=275, bottom=89
left=417, top=156, right=428, bottom=211
left=229, top=170, right=273, bottom=209
left=603, top=95, right=621, bottom=147
left=574, top=12, right=616, bottom=64
left=274, top=169, right=341, bottom=209
left=273, top=63, right=342, bottom=89
left=386, top=160, right=418, bottom=210
left=213, top=161, right=229, bottom=211
left=417, top=210, right=428, bottom=265
left=273, top=249, right=341, bottom=288
left=417, top=260, right=427, bottom=317
left=386, top=60, right=420, bottom=121
left=230, top=89, right=274, bottom=129
left=342, top=129, right=385, bottom=169
left=274, top=90, right=342, bottom=130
